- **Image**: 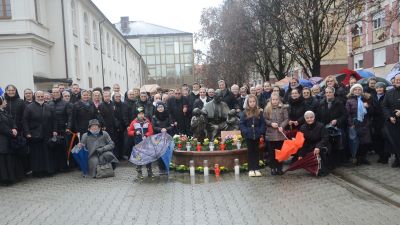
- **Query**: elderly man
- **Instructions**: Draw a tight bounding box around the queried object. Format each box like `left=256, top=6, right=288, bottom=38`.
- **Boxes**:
left=203, top=90, right=230, bottom=140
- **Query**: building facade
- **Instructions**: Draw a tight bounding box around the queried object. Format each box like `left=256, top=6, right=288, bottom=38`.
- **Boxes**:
left=115, top=17, right=194, bottom=88
left=347, top=0, right=400, bottom=77
left=0, top=0, right=147, bottom=93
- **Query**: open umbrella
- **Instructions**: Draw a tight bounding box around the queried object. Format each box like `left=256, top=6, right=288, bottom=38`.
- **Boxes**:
left=140, top=84, right=160, bottom=93
left=71, top=145, right=89, bottom=176
left=284, top=152, right=321, bottom=176
left=357, top=77, right=391, bottom=87
left=339, top=68, right=362, bottom=86
left=309, top=77, right=323, bottom=85
left=299, top=79, right=313, bottom=88
left=130, top=133, right=173, bottom=167
left=275, top=132, right=305, bottom=162
left=356, top=69, right=374, bottom=78
left=275, top=77, right=291, bottom=88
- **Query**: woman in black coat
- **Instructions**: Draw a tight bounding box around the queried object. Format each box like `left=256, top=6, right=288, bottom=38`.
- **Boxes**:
left=4, top=85, right=25, bottom=132
left=23, top=91, right=57, bottom=177
left=0, top=96, right=24, bottom=184
left=152, top=102, right=174, bottom=174
left=287, top=89, right=306, bottom=136
left=302, top=87, right=319, bottom=112
left=72, top=90, right=98, bottom=138
left=316, top=87, right=347, bottom=168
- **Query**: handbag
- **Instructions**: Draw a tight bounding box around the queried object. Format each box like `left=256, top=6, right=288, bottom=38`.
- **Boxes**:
left=95, top=163, right=114, bottom=178
left=10, top=135, right=29, bottom=157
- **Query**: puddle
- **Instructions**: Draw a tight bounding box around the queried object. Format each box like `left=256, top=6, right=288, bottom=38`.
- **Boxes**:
left=134, top=172, right=242, bottom=185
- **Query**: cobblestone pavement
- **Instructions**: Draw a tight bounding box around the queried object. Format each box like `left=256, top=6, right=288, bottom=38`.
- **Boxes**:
left=335, top=154, right=400, bottom=194
left=0, top=162, right=399, bottom=225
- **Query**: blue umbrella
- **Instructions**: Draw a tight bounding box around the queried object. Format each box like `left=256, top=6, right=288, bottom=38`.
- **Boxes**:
left=130, top=133, right=173, bottom=167
left=160, top=141, right=174, bottom=174
left=386, top=70, right=400, bottom=82
left=356, top=69, right=374, bottom=78
left=299, top=79, right=313, bottom=88
left=71, top=145, right=89, bottom=176
left=0, top=87, right=3, bottom=96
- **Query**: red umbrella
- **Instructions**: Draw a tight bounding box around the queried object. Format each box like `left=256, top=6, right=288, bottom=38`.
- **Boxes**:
left=284, top=152, right=321, bottom=176
left=339, top=68, right=362, bottom=86
left=275, top=132, right=305, bottom=162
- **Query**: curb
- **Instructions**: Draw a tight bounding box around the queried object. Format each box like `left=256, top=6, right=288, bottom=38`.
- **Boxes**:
left=332, top=169, right=400, bottom=207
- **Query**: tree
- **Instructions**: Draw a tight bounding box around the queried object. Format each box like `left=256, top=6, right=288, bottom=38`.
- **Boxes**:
left=198, top=0, right=255, bottom=86
left=269, top=0, right=370, bottom=77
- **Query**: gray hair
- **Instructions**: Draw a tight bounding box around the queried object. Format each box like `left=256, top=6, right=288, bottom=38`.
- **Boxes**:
left=304, top=110, right=315, bottom=118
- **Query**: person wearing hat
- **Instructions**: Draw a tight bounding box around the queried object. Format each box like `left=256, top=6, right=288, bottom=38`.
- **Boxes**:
left=78, top=119, right=117, bottom=178
left=128, top=107, right=154, bottom=178
left=371, top=82, right=390, bottom=164
left=345, top=83, right=375, bottom=166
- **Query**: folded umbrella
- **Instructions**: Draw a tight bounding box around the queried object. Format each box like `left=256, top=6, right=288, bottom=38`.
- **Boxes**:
left=71, top=145, right=89, bottom=176
left=275, top=132, right=305, bottom=162
left=284, top=152, right=321, bottom=176
left=130, top=133, right=173, bottom=166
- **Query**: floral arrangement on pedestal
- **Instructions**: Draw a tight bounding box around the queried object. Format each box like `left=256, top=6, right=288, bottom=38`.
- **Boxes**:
left=173, top=134, right=246, bottom=151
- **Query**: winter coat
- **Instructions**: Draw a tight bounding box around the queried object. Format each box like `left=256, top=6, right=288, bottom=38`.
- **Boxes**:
left=0, top=109, right=14, bottom=154
left=167, top=96, right=191, bottom=135
left=98, top=101, right=117, bottom=134
left=221, top=89, right=237, bottom=110
left=122, top=99, right=137, bottom=128
left=113, top=101, right=124, bottom=131
left=287, top=97, right=306, bottom=128
left=47, top=98, right=72, bottom=132
left=372, top=94, right=386, bottom=135
left=303, top=97, right=319, bottom=113
left=192, top=97, right=211, bottom=110
left=382, top=87, right=400, bottom=120
left=239, top=111, right=265, bottom=140
left=80, top=130, right=116, bottom=178
left=237, top=96, right=247, bottom=111
left=316, top=98, right=347, bottom=128
left=128, top=118, right=154, bottom=144
left=297, top=122, right=329, bottom=157
left=188, top=92, right=200, bottom=108
left=69, top=92, right=81, bottom=104
left=72, top=101, right=98, bottom=134
left=284, top=85, right=303, bottom=103
left=4, top=95, right=25, bottom=131
left=23, top=101, right=56, bottom=142
left=135, top=100, right=154, bottom=120
left=264, top=105, right=289, bottom=141
left=152, top=114, right=174, bottom=135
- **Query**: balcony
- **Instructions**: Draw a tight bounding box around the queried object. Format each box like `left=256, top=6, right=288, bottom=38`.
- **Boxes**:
left=373, top=27, right=387, bottom=43
left=352, top=36, right=362, bottom=49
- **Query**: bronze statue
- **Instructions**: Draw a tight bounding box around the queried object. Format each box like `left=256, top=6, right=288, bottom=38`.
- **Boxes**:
left=226, top=109, right=240, bottom=131
left=190, top=108, right=207, bottom=142
left=202, top=90, right=230, bottom=140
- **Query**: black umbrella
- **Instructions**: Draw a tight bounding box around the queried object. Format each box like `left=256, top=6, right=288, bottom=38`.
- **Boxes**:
left=357, top=77, right=391, bottom=87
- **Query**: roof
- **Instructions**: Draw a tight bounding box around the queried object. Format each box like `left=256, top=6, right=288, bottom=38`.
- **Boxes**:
left=114, top=21, right=192, bottom=37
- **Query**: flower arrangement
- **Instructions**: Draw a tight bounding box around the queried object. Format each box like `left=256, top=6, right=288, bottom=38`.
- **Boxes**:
left=173, top=134, right=188, bottom=150
left=203, top=138, right=210, bottom=146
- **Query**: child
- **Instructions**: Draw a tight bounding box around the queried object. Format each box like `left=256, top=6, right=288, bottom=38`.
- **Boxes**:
left=128, top=107, right=154, bottom=179
left=264, top=93, right=288, bottom=175
left=239, top=94, right=265, bottom=177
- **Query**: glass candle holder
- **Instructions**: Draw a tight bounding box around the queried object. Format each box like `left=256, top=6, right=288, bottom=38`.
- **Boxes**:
left=189, top=160, right=195, bottom=176
left=209, top=142, right=214, bottom=151
left=234, top=159, right=240, bottom=175
left=186, top=142, right=191, bottom=151
left=236, top=140, right=241, bottom=150
left=203, top=160, right=209, bottom=176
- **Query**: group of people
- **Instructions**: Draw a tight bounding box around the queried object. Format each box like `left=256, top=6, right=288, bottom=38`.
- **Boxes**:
left=1, top=74, right=400, bottom=183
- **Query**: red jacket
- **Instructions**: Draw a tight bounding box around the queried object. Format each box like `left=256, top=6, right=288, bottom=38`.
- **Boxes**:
left=128, top=117, right=154, bottom=138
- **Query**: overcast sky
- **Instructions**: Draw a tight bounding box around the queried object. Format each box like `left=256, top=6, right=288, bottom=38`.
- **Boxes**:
left=92, top=0, right=224, bottom=51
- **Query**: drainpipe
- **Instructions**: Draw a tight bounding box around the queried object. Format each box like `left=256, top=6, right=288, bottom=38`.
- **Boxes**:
left=99, top=19, right=106, bottom=87
left=61, top=0, right=69, bottom=79
left=125, top=44, right=128, bottom=90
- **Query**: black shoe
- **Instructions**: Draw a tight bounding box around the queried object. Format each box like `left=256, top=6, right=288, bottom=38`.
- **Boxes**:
left=271, top=169, right=277, bottom=176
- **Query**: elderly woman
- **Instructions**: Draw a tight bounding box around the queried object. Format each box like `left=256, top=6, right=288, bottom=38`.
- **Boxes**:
left=296, top=111, right=329, bottom=175
left=346, top=84, right=375, bottom=166
left=322, top=75, right=347, bottom=104
left=287, top=89, right=306, bottom=137
left=284, top=78, right=303, bottom=103
left=302, top=87, right=318, bottom=112
left=78, top=119, right=117, bottom=178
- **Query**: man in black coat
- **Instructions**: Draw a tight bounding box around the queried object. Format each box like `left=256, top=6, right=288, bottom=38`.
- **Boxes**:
left=382, top=74, right=400, bottom=167
left=72, top=90, right=98, bottom=136
left=98, top=91, right=119, bottom=158
left=69, top=83, right=81, bottom=104
left=188, top=82, right=200, bottom=108
left=135, top=92, right=154, bottom=120
left=121, top=90, right=137, bottom=159
left=218, top=80, right=237, bottom=110
left=168, top=88, right=191, bottom=135
left=192, top=87, right=210, bottom=110
left=47, top=87, right=73, bottom=172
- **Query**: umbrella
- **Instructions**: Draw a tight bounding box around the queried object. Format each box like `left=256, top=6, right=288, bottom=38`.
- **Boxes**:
left=284, top=152, right=321, bottom=176
left=71, top=145, right=89, bottom=176
left=356, top=69, right=374, bottom=78
left=339, top=68, right=362, bottom=86
left=0, top=87, right=3, bottom=96
left=309, top=77, right=323, bottom=85
left=130, top=133, right=173, bottom=167
left=357, top=77, right=391, bottom=87
left=275, top=77, right=291, bottom=88
left=386, top=62, right=400, bottom=82
left=160, top=141, right=174, bottom=174
left=140, top=84, right=160, bottom=93
left=275, top=132, right=305, bottom=162
left=299, top=79, right=313, bottom=88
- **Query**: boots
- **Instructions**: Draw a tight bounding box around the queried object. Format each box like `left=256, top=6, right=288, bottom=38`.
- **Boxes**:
left=391, top=155, right=400, bottom=168
left=147, top=167, right=155, bottom=178
left=136, top=166, right=144, bottom=179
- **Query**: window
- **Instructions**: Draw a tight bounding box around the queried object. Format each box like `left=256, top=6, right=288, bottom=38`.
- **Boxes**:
left=100, top=27, right=105, bottom=53
left=121, top=46, right=124, bottom=66
left=106, top=33, right=110, bottom=56
left=112, top=38, right=115, bottom=59
left=354, top=53, right=363, bottom=69
left=373, top=11, right=385, bottom=30
left=0, top=0, right=11, bottom=19
left=146, top=45, right=155, bottom=54
left=71, top=1, right=77, bottom=35
left=117, top=42, right=120, bottom=62
left=92, top=21, right=98, bottom=48
left=74, top=46, right=80, bottom=79
left=183, top=44, right=192, bottom=53
left=84, top=13, right=89, bottom=43
left=352, top=21, right=363, bottom=36
left=373, top=48, right=386, bottom=67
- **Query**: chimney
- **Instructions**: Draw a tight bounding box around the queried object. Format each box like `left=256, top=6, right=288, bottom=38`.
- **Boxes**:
left=121, top=16, right=129, bottom=32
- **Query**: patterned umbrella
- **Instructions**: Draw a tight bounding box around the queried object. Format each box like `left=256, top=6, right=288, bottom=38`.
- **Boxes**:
left=284, top=152, right=321, bottom=176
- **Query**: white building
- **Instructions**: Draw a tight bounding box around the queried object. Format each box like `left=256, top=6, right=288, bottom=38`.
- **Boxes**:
left=0, top=0, right=147, bottom=93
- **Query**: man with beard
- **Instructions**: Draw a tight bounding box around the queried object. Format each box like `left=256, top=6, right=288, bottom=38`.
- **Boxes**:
left=69, top=83, right=81, bottom=104
left=167, top=88, right=191, bottom=135
left=47, top=87, right=72, bottom=172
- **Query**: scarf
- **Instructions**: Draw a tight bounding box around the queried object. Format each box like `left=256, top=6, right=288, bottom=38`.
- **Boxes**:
left=357, top=96, right=367, bottom=122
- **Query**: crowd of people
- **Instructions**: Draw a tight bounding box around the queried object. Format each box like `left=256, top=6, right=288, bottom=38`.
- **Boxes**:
left=1, top=74, right=400, bottom=183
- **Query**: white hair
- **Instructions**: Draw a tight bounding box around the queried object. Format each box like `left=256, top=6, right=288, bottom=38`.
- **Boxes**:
left=304, top=110, right=315, bottom=118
